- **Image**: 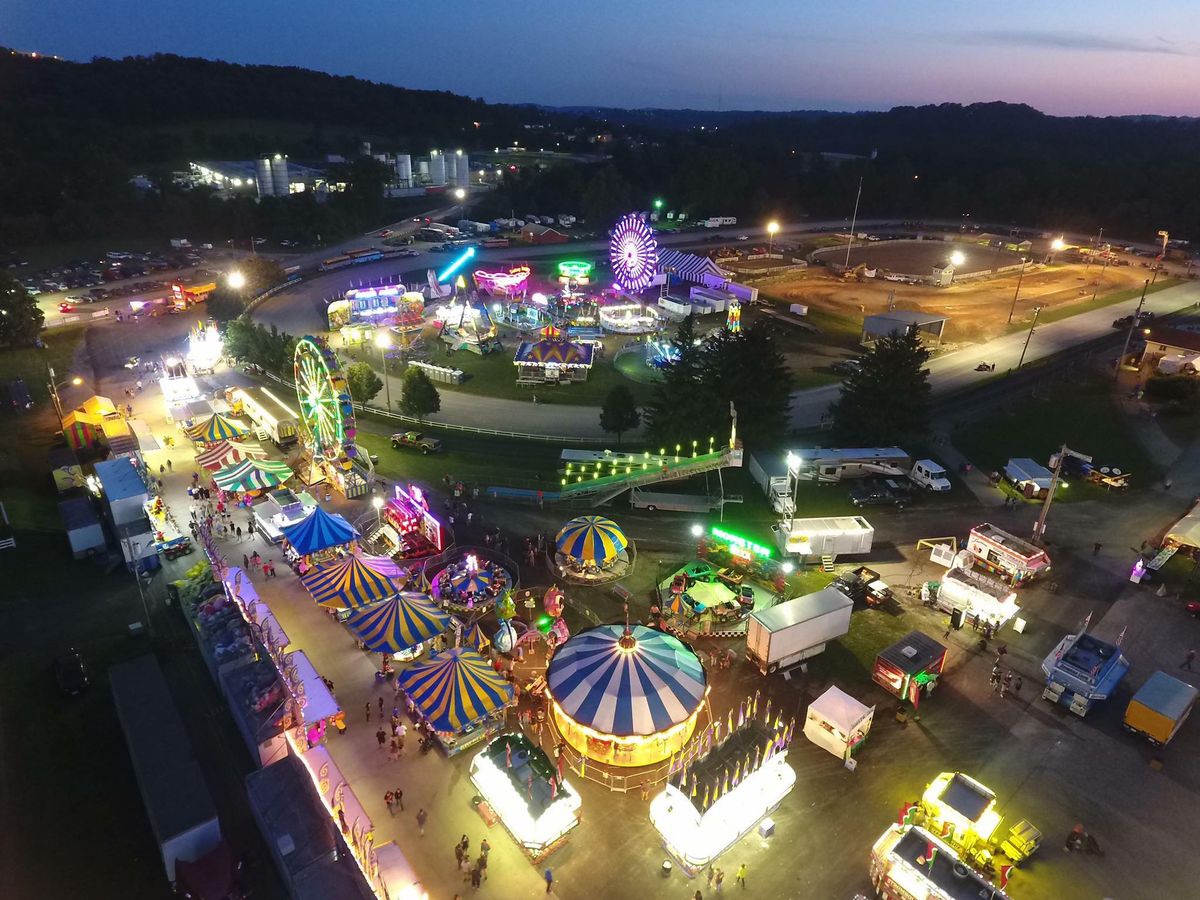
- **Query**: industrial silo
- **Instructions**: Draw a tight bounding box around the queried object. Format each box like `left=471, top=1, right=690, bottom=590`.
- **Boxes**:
left=395, top=154, right=412, bottom=187
left=454, top=150, right=470, bottom=187
left=256, top=157, right=274, bottom=197
left=429, top=150, right=446, bottom=186
left=270, top=155, right=289, bottom=196
left=417, top=160, right=430, bottom=182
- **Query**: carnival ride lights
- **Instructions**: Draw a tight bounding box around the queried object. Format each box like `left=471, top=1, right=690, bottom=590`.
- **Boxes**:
left=917, top=772, right=1003, bottom=851
left=474, top=266, right=531, bottom=296
left=597, top=302, right=660, bottom=333
left=185, top=321, right=224, bottom=371
left=557, top=260, right=593, bottom=284
left=609, top=212, right=659, bottom=293
left=437, top=246, right=476, bottom=283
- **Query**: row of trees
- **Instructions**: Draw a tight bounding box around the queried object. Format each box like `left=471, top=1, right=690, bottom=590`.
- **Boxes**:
left=0, top=272, right=45, bottom=348
left=345, top=360, right=442, bottom=422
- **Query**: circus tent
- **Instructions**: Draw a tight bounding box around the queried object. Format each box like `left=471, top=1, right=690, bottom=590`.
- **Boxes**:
left=300, top=553, right=401, bottom=610
left=343, top=592, right=449, bottom=652
left=212, top=458, right=293, bottom=492
left=196, top=439, right=268, bottom=471
left=396, top=648, right=514, bottom=734
left=186, top=413, right=250, bottom=444
left=281, top=506, right=359, bottom=556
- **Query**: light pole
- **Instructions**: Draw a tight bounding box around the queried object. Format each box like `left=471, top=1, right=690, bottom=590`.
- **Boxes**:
left=843, top=177, right=863, bottom=270
left=1017, top=306, right=1042, bottom=369
left=1007, top=257, right=1027, bottom=325
left=1115, top=279, right=1151, bottom=380
left=226, top=270, right=246, bottom=290
left=949, top=250, right=965, bottom=284
left=1048, top=237, right=1065, bottom=264
left=375, top=331, right=393, bottom=411
left=767, top=221, right=779, bottom=254
left=1084, top=226, right=1103, bottom=271
left=1088, top=250, right=1111, bottom=304
left=124, top=536, right=156, bottom=639
left=47, top=366, right=82, bottom=423
left=372, top=495, right=385, bottom=529
left=1152, top=230, right=1169, bottom=285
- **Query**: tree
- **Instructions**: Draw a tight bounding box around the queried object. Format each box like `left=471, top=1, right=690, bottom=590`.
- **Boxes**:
left=599, top=385, right=641, bottom=445
left=205, top=289, right=246, bottom=323
left=399, top=367, right=441, bottom=421
left=222, top=319, right=297, bottom=377
left=0, top=271, right=46, bottom=348
left=829, top=328, right=932, bottom=445
left=346, top=361, right=383, bottom=405
left=236, top=256, right=286, bottom=295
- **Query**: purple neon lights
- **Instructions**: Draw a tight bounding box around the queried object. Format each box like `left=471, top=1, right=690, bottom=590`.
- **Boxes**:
left=609, top=212, right=659, bottom=294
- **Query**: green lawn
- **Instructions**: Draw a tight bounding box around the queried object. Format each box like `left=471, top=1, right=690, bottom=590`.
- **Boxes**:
left=0, top=324, right=87, bottom=403
left=953, top=377, right=1160, bottom=492
left=1006, top=277, right=1182, bottom=331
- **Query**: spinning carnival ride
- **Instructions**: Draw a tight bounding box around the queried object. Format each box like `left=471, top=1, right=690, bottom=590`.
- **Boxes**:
left=609, top=213, right=659, bottom=295
left=293, top=335, right=371, bottom=498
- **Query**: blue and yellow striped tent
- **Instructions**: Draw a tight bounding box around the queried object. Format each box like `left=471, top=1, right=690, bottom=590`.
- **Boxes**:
left=343, top=591, right=449, bottom=652
left=462, top=622, right=490, bottom=653
left=186, top=413, right=249, bottom=444
left=396, top=648, right=514, bottom=734
left=556, top=515, right=628, bottom=564
left=212, top=458, right=294, bottom=492
left=300, top=553, right=398, bottom=610
left=450, top=567, right=495, bottom=596
left=282, top=506, right=359, bottom=556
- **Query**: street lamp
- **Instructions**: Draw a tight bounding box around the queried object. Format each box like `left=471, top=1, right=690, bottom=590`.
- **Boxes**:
left=453, top=188, right=466, bottom=201
left=949, top=251, right=965, bottom=267
left=372, top=495, right=385, bottom=528
left=1152, top=230, right=1169, bottom=285
left=226, top=270, right=246, bottom=290
left=47, top=366, right=82, bottom=422
left=690, top=523, right=703, bottom=538
left=375, top=331, right=393, bottom=410
left=767, top=221, right=779, bottom=253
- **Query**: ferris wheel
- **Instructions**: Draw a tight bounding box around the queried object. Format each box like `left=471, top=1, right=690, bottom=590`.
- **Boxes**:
left=294, top=336, right=357, bottom=463
left=609, top=212, right=659, bottom=293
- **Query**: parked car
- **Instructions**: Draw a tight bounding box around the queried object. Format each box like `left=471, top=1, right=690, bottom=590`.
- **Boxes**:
left=832, top=566, right=894, bottom=607
left=58, top=302, right=77, bottom=313
left=53, top=650, right=89, bottom=696
left=849, top=478, right=911, bottom=509
left=829, top=358, right=862, bottom=376
left=1113, top=311, right=1155, bottom=329
left=390, top=431, right=443, bottom=454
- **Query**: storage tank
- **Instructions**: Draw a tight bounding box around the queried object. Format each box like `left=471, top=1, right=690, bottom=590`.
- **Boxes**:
left=270, top=155, right=289, bottom=196
left=255, top=157, right=274, bottom=197
left=429, top=150, right=446, bottom=186
left=455, top=151, right=470, bottom=187
left=360, top=141, right=372, bottom=157
left=417, top=160, right=430, bottom=182
left=395, top=154, right=412, bottom=187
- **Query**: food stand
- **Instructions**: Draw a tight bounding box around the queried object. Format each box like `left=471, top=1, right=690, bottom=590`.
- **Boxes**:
left=870, top=824, right=1012, bottom=900
left=967, top=523, right=1051, bottom=585
left=143, top=497, right=192, bottom=559
left=252, top=488, right=320, bottom=544
left=803, top=685, right=874, bottom=760
left=923, top=564, right=1020, bottom=631
left=469, top=733, right=580, bottom=860
left=873, top=631, right=948, bottom=708
left=380, top=484, right=444, bottom=560
left=918, top=772, right=1002, bottom=857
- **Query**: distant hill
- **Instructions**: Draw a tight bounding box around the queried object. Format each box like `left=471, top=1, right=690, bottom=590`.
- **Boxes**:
left=543, top=106, right=848, bottom=129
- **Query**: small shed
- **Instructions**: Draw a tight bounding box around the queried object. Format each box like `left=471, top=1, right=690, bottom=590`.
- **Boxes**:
left=873, top=631, right=948, bottom=707
left=1004, top=458, right=1054, bottom=498
left=521, top=223, right=569, bottom=245
left=803, top=685, right=874, bottom=760
left=861, top=310, right=948, bottom=347
left=59, top=493, right=106, bottom=558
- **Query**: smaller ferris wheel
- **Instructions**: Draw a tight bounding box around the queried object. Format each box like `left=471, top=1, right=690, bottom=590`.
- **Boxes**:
left=294, top=335, right=358, bottom=466
left=609, top=212, right=659, bottom=294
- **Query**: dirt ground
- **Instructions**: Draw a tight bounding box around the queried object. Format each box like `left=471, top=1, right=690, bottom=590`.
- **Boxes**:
left=756, top=255, right=1157, bottom=343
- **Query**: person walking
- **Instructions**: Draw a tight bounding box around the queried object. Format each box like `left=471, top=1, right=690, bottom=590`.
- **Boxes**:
left=735, top=863, right=748, bottom=888
left=243, top=553, right=250, bottom=569
left=543, top=868, right=554, bottom=894
left=999, top=672, right=1009, bottom=699
left=268, top=560, right=277, bottom=577
left=470, top=864, right=482, bottom=889
left=385, top=791, right=395, bottom=816
left=376, top=728, right=387, bottom=748
left=714, top=868, right=725, bottom=893
left=459, top=856, right=471, bottom=882
left=476, top=852, right=488, bottom=882
left=455, top=844, right=465, bottom=866
left=1092, top=541, right=1102, bottom=556
left=167, top=459, right=173, bottom=472
left=379, top=697, right=385, bottom=717
left=1182, top=649, right=1196, bottom=671
left=394, top=787, right=404, bottom=811
left=480, top=838, right=490, bottom=858
left=1013, top=675, right=1023, bottom=696
left=706, top=867, right=716, bottom=890
left=365, top=702, right=371, bottom=722
left=416, top=808, right=428, bottom=836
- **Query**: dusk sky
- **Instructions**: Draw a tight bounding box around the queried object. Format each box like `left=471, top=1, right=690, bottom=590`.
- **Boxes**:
left=7, top=0, right=1199, bottom=115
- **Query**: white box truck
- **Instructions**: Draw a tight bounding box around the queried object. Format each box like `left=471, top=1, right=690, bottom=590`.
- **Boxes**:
left=773, top=515, right=874, bottom=561
left=746, top=587, right=853, bottom=674
left=909, top=459, right=952, bottom=491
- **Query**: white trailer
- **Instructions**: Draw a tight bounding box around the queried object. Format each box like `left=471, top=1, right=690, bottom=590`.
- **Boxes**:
left=926, top=565, right=1020, bottom=629
left=773, top=515, right=874, bottom=561
left=746, top=587, right=853, bottom=674
left=629, top=488, right=722, bottom=513
left=790, top=447, right=912, bottom=482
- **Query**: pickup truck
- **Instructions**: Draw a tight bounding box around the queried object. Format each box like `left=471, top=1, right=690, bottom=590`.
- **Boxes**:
left=1113, top=311, right=1154, bottom=329
left=391, top=431, right=443, bottom=454
left=832, top=566, right=893, bottom=607
left=849, top=478, right=911, bottom=510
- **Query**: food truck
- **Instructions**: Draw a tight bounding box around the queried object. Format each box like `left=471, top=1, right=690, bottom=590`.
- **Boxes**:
left=923, top=564, right=1021, bottom=630
left=966, top=523, right=1052, bottom=585
left=873, top=631, right=948, bottom=708
left=870, top=824, right=1011, bottom=900
left=1123, top=671, right=1199, bottom=746
left=1041, top=631, right=1130, bottom=717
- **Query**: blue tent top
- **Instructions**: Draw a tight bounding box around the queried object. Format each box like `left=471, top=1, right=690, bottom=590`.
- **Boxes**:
left=95, top=458, right=149, bottom=502
left=396, top=648, right=514, bottom=734
left=546, top=624, right=706, bottom=737
left=281, top=505, right=359, bottom=556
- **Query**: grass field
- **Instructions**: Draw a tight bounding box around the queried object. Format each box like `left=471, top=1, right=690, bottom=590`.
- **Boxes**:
left=953, top=376, right=1159, bottom=494
left=1008, top=277, right=1182, bottom=331
left=0, top=324, right=88, bottom=403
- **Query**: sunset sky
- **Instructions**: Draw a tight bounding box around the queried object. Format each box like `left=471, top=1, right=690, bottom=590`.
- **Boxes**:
left=7, top=0, right=1198, bottom=115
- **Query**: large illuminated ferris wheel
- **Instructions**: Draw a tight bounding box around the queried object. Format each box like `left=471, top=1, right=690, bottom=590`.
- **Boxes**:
left=294, top=335, right=357, bottom=464
left=609, top=212, right=659, bottom=294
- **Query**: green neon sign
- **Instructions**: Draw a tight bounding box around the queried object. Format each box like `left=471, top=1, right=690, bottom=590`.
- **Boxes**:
left=557, top=260, right=593, bottom=279
left=711, top=526, right=772, bottom=558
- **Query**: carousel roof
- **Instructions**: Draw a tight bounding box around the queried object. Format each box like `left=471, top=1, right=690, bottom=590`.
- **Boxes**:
left=556, top=515, right=628, bottom=564
left=396, top=648, right=514, bottom=734
left=449, top=566, right=495, bottom=595
left=546, top=624, right=706, bottom=737
left=196, top=439, right=268, bottom=471
left=281, top=506, right=359, bottom=556
left=513, top=339, right=594, bottom=367
left=212, top=458, right=293, bottom=492
left=343, top=591, right=448, bottom=652
left=186, top=413, right=249, bottom=443
left=300, top=553, right=400, bottom=610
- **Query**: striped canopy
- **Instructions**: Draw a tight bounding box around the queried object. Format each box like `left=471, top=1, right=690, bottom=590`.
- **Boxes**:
left=300, top=554, right=400, bottom=610
left=282, top=506, right=359, bottom=556
left=450, top=567, right=495, bottom=595
left=546, top=624, right=706, bottom=737
left=196, top=439, right=268, bottom=471
left=343, top=591, right=449, bottom=651
left=396, top=648, right=514, bottom=734
left=186, top=413, right=249, bottom=444
left=212, top=458, right=294, bottom=492
left=556, top=516, right=628, bottom=564
left=664, top=590, right=689, bottom=617
left=462, top=623, right=490, bottom=653
left=513, top=339, right=594, bottom=367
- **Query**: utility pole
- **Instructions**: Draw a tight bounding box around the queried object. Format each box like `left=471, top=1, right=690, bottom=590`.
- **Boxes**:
left=1115, top=279, right=1150, bottom=380
left=1084, top=226, right=1103, bottom=271
left=47, top=364, right=64, bottom=423
left=1007, top=257, right=1028, bottom=325
left=843, top=177, right=864, bottom=270
left=1017, top=306, right=1042, bottom=369
left=124, top=536, right=156, bottom=639
left=1088, top=251, right=1111, bottom=303
left=1032, top=444, right=1085, bottom=545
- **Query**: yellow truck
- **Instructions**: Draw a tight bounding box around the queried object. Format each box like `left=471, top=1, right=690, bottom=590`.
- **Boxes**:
left=1123, top=671, right=1199, bottom=746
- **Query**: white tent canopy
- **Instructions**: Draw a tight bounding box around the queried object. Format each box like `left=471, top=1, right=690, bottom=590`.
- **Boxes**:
left=804, top=685, right=875, bottom=760
left=1166, top=501, right=1200, bottom=549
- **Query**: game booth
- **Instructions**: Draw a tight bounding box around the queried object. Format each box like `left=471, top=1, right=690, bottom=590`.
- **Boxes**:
left=377, top=483, right=444, bottom=561
left=469, top=733, right=581, bottom=861
left=251, top=488, right=319, bottom=543
left=650, top=692, right=796, bottom=872
left=395, top=648, right=515, bottom=756
left=966, top=523, right=1052, bottom=585
left=513, top=337, right=595, bottom=384
left=342, top=590, right=450, bottom=663
left=554, top=515, right=631, bottom=582
left=870, top=824, right=1012, bottom=900
left=803, top=685, right=874, bottom=761
left=873, top=631, right=948, bottom=709
left=546, top=623, right=707, bottom=767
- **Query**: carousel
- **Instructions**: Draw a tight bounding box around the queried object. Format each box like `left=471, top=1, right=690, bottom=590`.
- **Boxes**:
left=546, top=623, right=707, bottom=767
left=554, top=516, right=632, bottom=583
left=430, top=550, right=515, bottom=611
